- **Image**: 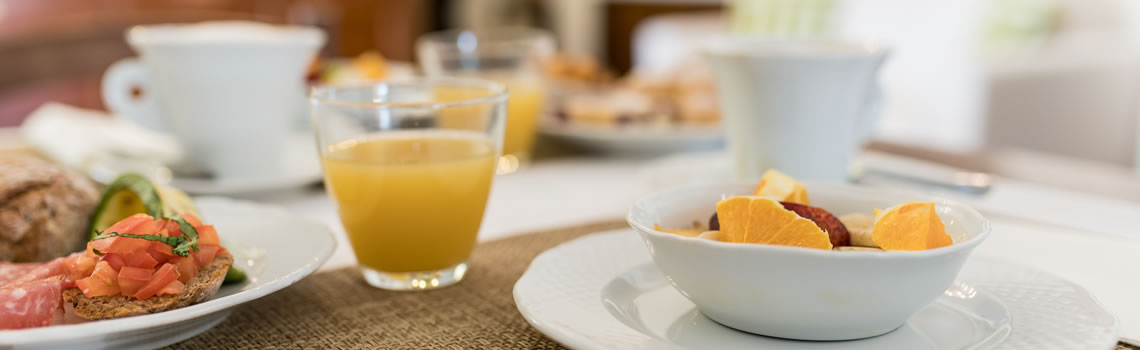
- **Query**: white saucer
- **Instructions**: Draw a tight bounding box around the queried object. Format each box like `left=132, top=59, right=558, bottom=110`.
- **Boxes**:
left=171, top=133, right=322, bottom=195
left=514, top=231, right=1119, bottom=349
left=540, top=122, right=722, bottom=155
left=0, top=197, right=337, bottom=349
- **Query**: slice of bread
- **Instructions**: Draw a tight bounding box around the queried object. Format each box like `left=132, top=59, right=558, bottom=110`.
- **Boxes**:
left=62, top=251, right=233, bottom=320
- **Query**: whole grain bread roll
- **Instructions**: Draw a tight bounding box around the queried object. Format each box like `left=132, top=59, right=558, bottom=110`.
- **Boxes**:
left=0, top=155, right=98, bottom=262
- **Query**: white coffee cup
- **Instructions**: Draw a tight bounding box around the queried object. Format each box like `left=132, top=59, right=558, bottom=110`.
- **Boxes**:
left=704, top=38, right=887, bottom=182
left=102, top=21, right=325, bottom=179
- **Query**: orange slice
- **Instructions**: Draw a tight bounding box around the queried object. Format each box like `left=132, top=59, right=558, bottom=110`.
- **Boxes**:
left=716, top=196, right=832, bottom=249
left=871, top=202, right=953, bottom=251
left=754, top=169, right=810, bottom=205
left=653, top=224, right=704, bottom=237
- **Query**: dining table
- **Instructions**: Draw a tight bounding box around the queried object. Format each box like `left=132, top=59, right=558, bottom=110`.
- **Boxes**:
left=216, top=147, right=1140, bottom=348
left=2, top=126, right=1138, bottom=348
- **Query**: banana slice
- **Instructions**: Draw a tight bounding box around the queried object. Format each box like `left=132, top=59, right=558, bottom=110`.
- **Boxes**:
left=838, top=213, right=877, bottom=248
left=697, top=230, right=722, bottom=241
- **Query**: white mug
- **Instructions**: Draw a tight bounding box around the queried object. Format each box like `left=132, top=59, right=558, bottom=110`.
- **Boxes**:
left=102, top=21, right=325, bottom=179
left=704, top=38, right=887, bottom=182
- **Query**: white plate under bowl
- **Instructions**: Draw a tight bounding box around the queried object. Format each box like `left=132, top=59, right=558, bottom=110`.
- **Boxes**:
left=514, top=231, right=1119, bottom=349
left=171, top=133, right=323, bottom=195
left=540, top=122, right=723, bottom=155
left=0, top=197, right=337, bottom=349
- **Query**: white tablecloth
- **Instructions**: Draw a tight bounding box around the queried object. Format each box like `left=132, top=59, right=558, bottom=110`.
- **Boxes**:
left=226, top=154, right=1140, bottom=342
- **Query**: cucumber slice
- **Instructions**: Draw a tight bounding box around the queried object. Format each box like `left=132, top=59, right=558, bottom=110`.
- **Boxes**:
left=222, top=267, right=247, bottom=284
left=89, top=173, right=199, bottom=239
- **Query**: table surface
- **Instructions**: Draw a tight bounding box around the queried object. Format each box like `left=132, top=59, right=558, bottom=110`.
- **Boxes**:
left=5, top=125, right=1139, bottom=344
left=235, top=153, right=1140, bottom=343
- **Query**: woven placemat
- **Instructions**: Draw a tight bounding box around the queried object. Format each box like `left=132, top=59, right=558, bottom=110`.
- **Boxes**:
left=164, top=220, right=628, bottom=350
left=163, top=220, right=1137, bottom=350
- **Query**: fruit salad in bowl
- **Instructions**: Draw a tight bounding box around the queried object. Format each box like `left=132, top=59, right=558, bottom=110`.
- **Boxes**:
left=626, top=171, right=991, bottom=340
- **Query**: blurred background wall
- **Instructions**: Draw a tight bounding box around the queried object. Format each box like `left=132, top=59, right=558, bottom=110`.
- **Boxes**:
left=0, top=0, right=432, bottom=125
left=2, top=0, right=1139, bottom=173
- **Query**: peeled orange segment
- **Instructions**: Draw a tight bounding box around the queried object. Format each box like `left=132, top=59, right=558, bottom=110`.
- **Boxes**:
left=715, top=196, right=832, bottom=250
left=753, top=169, right=810, bottom=205
left=871, top=202, right=953, bottom=251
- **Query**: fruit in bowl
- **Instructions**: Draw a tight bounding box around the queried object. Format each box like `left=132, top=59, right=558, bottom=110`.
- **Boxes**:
left=626, top=173, right=990, bottom=340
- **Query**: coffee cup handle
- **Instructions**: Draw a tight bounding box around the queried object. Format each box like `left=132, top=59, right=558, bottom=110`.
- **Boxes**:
left=102, top=58, right=164, bottom=131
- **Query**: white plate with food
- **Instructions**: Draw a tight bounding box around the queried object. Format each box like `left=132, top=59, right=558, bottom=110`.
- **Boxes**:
left=541, top=60, right=723, bottom=155
left=541, top=121, right=722, bottom=155
left=514, top=230, right=1119, bottom=349
left=0, top=166, right=335, bottom=349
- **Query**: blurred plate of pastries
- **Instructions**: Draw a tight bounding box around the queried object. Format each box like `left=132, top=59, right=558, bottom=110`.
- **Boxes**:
left=541, top=54, right=722, bottom=155
left=307, top=51, right=416, bottom=85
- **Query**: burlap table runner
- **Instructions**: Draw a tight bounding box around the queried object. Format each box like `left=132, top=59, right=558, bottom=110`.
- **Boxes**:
left=164, top=220, right=1137, bottom=350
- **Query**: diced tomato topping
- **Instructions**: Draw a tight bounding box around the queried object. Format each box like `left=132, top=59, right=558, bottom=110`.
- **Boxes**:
left=103, top=214, right=157, bottom=235
left=117, top=266, right=154, bottom=296
left=85, top=242, right=99, bottom=258
left=66, top=254, right=97, bottom=282
left=196, top=225, right=220, bottom=247
left=135, top=263, right=179, bottom=300
left=124, top=251, right=159, bottom=269
left=157, top=280, right=185, bottom=296
left=74, top=213, right=224, bottom=300
left=195, top=245, right=221, bottom=266
left=76, top=261, right=120, bottom=297
left=179, top=213, right=204, bottom=227
left=91, top=236, right=153, bottom=256
left=147, top=241, right=176, bottom=261
left=172, top=257, right=200, bottom=284
left=93, top=214, right=161, bottom=255
left=101, top=254, right=126, bottom=271
left=160, top=219, right=183, bottom=237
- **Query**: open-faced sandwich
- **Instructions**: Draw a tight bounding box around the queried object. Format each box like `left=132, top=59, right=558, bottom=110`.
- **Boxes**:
left=0, top=170, right=243, bottom=329
left=62, top=212, right=233, bottom=320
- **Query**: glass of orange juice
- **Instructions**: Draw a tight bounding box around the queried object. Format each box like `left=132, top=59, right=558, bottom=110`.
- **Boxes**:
left=310, top=78, right=506, bottom=290
left=417, top=28, right=553, bottom=174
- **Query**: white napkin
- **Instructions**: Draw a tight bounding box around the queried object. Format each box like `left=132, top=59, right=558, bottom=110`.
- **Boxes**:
left=19, top=103, right=182, bottom=182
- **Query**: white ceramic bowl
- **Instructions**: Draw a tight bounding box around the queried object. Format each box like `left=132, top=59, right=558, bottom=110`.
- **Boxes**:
left=627, top=182, right=991, bottom=341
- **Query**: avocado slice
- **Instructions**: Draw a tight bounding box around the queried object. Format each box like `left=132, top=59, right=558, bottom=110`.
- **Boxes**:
left=89, top=173, right=198, bottom=239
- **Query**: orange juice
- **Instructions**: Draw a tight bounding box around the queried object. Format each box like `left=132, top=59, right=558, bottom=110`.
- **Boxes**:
left=500, top=78, right=546, bottom=158
left=321, top=131, right=497, bottom=272
left=435, top=77, right=546, bottom=162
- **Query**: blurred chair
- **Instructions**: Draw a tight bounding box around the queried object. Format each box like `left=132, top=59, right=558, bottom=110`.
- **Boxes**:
left=981, top=0, right=1140, bottom=169
left=604, top=0, right=721, bottom=74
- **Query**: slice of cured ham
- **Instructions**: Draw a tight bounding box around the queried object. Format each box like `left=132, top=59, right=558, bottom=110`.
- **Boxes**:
left=4, top=258, right=68, bottom=286
left=0, top=276, right=63, bottom=329
left=0, top=264, right=39, bottom=286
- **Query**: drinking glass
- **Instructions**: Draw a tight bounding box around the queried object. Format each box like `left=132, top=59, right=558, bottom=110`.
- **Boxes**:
left=417, top=27, right=553, bottom=174
left=310, top=78, right=506, bottom=290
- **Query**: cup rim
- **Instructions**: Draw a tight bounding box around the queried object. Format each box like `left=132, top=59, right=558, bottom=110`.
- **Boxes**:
left=309, top=77, right=509, bottom=109
left=627, top=181, right=991, bottom=259
left=126, top=21, right=326, bottom=48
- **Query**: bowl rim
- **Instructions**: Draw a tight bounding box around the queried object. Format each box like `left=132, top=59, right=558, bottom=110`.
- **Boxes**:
left=626, top=181, right=992, bottom=259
